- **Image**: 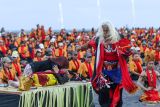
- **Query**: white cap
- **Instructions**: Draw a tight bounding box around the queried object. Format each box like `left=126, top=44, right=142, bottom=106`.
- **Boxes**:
left=135, top=47, right=140, bottom=51
left=39, top=43, right=44, bottom=49
left=12, top=51, right=19, bottom=58
left=58, top=42, right=63, bottom=47
left=131, top=39, right=135, bottom=42
left=131, top=47, right=135, bottom=50
left=50, top=38, right=56, bottom=43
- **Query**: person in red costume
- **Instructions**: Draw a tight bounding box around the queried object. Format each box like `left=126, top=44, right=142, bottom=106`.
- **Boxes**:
left=137, top=59, right=160, bottom=104
left=78, top=21, right=138, bottom=107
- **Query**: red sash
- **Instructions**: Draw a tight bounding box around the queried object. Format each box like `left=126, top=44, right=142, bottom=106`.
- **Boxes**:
left=85, top=62, right=92, bottom=78
left=77, top=52, right=81, bottom=60
left=5, top=69, right=14, bottom=80
left=73, top=60, right=79, bottom=70
left=155, top=51, right=160, bottom=61
left=13, top=63, right=22, bottom=76
left=134, top=60, right=142, bottom=73
left=21, top=46, right=26, bottom=58
left=59, top=49, right=63, bottom=56
left=146, top=68, right=157, bottom=88
left=0, top=46, right=6, bottom=55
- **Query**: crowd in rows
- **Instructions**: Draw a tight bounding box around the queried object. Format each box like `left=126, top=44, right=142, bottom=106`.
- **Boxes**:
left=0, top=25, right=159, bottom=85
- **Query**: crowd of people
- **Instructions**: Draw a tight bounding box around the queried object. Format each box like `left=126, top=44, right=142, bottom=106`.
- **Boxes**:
left=0, top=23, right=159, bottom=106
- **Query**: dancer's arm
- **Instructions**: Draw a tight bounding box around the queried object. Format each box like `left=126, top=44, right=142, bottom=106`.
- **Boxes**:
left=137, top=71, right=148, bottom=91
left=77, top=36, right=97, bottom=51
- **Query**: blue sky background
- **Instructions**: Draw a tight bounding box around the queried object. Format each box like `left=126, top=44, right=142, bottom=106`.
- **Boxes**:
left=0, top=0, right=160, bottom=31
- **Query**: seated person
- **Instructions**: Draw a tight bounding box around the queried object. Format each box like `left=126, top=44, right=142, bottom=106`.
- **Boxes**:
left=78, top=52, right=94, bottom=80
left=11, top=52, right=22, bottom=78
left=33, top=49, right=44, bottom=62
left=129, top=53, right=143, bottom=80
left=137, top=59, right=160, bottom=104
left=68, top=51, right=81, bottom=73
left=43, top=48, right=54, bottom=60
left=0, top=57, right=19, bottom=84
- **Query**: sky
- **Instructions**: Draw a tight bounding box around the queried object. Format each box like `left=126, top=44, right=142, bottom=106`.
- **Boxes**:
left=0, top=0, right=160, bottom=31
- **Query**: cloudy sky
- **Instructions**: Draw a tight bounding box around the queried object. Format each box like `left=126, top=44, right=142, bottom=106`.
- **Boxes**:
left=0, top=0, right=160, bottom=31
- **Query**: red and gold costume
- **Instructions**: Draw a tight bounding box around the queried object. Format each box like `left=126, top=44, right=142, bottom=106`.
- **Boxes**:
left=78, top=61, right=94, bottom=78
left=86, top=37, right=138, bottom=106
left=69, top=59, right=81, bottom=73
left=0, top=67, right=17, bottom=83
left=55, top=48, right=67, bottom=57
left=12, top=62, right=22, bottom=77
left=129, top=58, right=143, bottom=74
left=18, top=45, right=30, bottom=59
left=144, top=48, right=155, bottom=63
left=140, top=68, right=160, bottom=103
left=0, top=45, right=7, bottom=56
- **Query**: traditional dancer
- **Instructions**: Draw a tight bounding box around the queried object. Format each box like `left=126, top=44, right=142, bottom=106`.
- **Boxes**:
left=78, top=21, right=138, bottom=107
left=137, top=59, right=160, bottom=104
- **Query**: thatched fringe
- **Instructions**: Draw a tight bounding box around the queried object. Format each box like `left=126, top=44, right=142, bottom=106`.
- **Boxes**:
left=19, top=82, right=93, bottom=107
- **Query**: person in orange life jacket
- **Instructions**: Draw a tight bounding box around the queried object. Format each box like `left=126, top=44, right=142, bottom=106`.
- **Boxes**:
left=67, top=51, right=72, bottom=61
left=66, top=45, right=73, bottom=54
left=44, top=48, right=54, bottom=61
left=68, top=51, right=81, bottom=73
left=154, top=43, right=160, bottom=65
left=11, top=52, right=22, bottom=80
left=0, top=40, right=7, bottom=56
left=39, top=43, right=45, bottom=55
left=44, top=35, right=50, bottom=48
left=78, top=52, right=93, bottom=80
left=8, top=39, right=18, bottom=51
left=140, top=41, right=147, bottom=58
left=55, top=42, right=67, bottom=57
left=129, top=52, right=143, bottom=80
left=0, top=57, right=18, bottom=84
left=33, top=49, right=44, bottom=62
left=144, top=42, right=155, bottom=64
left=75, top=45, right=85, bottom=62
left=137, top=59, right=160, bottom=103
left=28, top=40, right=36, bottom=60
left=49, top=37, right=56, bottom=50
left=18, top=41, right=30, bottom=60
